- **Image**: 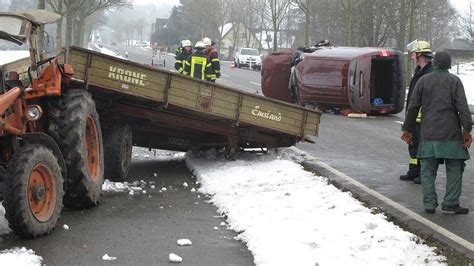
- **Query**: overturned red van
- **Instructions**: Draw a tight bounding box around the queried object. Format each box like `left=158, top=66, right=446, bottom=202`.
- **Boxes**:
left=262, top=47, right=406, bottom=114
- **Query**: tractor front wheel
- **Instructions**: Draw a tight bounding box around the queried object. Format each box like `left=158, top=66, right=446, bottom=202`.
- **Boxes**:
left=2, top=144, right=63, bottom=238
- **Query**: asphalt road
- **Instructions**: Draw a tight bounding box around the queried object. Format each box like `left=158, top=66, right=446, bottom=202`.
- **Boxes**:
left=0, top=157, right=253, bottom=265
left=143, top=46, right=474, bottom=253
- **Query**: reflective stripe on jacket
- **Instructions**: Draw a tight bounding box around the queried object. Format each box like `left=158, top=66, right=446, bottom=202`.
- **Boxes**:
left=183, top=52, right=212, bottom=81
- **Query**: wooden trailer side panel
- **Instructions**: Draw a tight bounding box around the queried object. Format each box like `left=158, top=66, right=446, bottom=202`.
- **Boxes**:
left=66, top=46, right=320, bottom=139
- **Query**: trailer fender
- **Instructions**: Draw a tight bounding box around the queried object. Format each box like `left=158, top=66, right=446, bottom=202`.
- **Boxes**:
left=21, top=132, right=67, bottom=185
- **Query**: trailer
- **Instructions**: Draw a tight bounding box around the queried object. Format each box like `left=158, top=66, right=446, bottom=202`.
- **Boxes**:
left=63, top=46, right=320, bottom=180
left=0, top=11, right=321, bottom=238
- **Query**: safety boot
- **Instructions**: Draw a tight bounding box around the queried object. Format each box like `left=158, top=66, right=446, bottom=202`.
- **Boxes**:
left=442, top=205, right=469, bottom=214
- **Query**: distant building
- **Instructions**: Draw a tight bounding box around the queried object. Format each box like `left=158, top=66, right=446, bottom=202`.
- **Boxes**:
left=219, top=23, right=262, bottom=59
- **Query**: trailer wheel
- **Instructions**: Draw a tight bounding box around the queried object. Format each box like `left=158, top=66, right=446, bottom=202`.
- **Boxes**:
left=103, top=123, right=132, bottom=181
left=48, top=89, right=104, bottom=209
left=2, top=144, right=63, bottom=238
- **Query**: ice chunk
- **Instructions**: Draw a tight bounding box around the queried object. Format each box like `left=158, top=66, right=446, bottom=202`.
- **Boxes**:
left=177, top=239, right=192, bottom=246
left=102, top=254, right=117, bottom=261
left=182, top=182, right=189, bottom=187
left=169, top=253, right=182, bottom=263
left=190, top=188, right=196, bottom=192
left=63, top=224, right=69, bottom=230
left=151, top=185, right=156, bottom=189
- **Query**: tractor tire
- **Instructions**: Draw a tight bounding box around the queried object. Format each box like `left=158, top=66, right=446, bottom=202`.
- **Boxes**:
left=48, top=89, right=104, bottom=209
left=103, top=123, right=132, bottom=181
left=2, top=144, right=63, bottom=238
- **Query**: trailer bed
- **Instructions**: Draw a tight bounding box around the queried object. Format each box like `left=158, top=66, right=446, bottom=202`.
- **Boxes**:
left=64, top=46, right=320, bottom=152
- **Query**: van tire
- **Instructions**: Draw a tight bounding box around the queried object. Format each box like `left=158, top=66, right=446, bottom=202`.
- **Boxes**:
left=103, top=123, right=132, bottom=181
left=48, top=89, right=104, bottom=209
left=3, top=144, right=63, bottom=238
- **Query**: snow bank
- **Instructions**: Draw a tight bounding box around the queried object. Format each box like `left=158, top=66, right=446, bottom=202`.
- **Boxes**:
left=0, top=50, right=29, bottom=65
left=131, top=147, right=185, bottom=162
left=186, top=150, right=445, bottom=266
left=0, top=205, right=10, bottom=235
left=0, top=247, right=42, bottom=265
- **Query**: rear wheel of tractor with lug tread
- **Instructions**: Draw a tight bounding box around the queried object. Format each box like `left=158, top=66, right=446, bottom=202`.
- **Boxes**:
left=103, top=123, right=132, bottom=181
left=48, top=89, right=104, bottom=209
left=2, top=144, right=63, bottom=238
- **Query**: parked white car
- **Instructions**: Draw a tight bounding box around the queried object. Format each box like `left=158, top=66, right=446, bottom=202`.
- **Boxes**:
left=234, top=48, right=261, bottom=70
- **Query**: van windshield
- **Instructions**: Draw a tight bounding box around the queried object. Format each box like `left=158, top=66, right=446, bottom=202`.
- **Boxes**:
left=241, top=49, right=258, bottom=56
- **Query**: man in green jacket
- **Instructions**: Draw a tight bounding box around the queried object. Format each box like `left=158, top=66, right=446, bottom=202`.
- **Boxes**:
left=401, top=51, right=472, bottom=214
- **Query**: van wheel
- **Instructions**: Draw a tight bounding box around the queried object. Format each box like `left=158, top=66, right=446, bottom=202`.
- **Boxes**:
left=236, top=60, right=241, bottom=68
left=48, top=89, right=104, bottom=209
left=103, top=123, right=132, bottom=181
left=3, top=144, right=63, bottom=238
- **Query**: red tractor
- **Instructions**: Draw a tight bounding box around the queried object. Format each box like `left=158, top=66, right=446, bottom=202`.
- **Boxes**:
left=0, top=10, right=104, bottom=238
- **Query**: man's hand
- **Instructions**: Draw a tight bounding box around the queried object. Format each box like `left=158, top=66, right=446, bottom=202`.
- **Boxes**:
left=401, top=131, right=413, bottom=145
left=463, top=130, right=472, bottom=149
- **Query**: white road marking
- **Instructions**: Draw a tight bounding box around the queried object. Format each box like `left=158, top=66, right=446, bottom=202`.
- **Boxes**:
left=221, top=74, right=230, bottom=77
left=289, top=146, right=474, bottom=252
left=250, top=82, right=261, bottom=86
left=394, top=121, right=404, bottom=125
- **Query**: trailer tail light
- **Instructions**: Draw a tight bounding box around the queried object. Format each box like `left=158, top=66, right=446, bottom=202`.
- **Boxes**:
left=379, top=50, right=391, bottom=57
left=26, top=105, right=43, bottom=121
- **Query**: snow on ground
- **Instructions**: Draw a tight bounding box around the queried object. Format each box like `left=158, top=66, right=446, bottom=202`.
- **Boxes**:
left=186, top=150, right=446, bottom=266
left=0, top=247, right=42, bottom=265
left=0, top=205, right=10, bottom=235
left=451, top=62, right=474, bottom=105
left=131, top=147, right=185, bottom=162
left=0, top=50, right=29, bottom=65
left=1, top=206, right=43, bottom=265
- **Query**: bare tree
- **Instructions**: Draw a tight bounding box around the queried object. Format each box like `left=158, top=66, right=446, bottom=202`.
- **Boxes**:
left=265, top=0, right=291, bottom=51
left=292, top=0, right=315, bottom=46
left=460, top=0, right=474, bottom=43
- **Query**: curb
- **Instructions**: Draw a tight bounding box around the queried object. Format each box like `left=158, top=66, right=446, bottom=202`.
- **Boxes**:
left=286, top=147, right=474, bottom=259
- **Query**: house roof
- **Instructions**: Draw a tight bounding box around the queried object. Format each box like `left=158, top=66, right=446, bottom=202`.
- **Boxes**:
left=219, top=23, right=233, bottom=38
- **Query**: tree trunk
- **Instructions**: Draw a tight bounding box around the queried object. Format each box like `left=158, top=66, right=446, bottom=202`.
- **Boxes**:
left=406, top=0, right=417, bottom=83
left=37, top=0, right=46, bottom=59
left=65, top=13, right=74, bottom=47
left=344, top=0, right=353, bottom=46
left=74, top=18, right=85, bottom=46
left=273, top=30, right=278, bottom=52
left=56, top=17, right=63, bottom=48
left=304, top=11, right=310, bottom=46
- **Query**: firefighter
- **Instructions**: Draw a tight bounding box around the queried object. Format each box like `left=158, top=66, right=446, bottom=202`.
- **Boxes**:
left=202, top=37, right=220, bottom=82
left=399, top=40, right=433, bottom=184
left=401, top=51, right=472, bottom=214
left=175, top=40, right=192, bottom=74
left=183, top=41, right=213, bottom=81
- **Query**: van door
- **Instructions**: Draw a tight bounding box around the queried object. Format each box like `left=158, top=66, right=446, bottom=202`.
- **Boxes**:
left=348, top=58, right=370, bottom=112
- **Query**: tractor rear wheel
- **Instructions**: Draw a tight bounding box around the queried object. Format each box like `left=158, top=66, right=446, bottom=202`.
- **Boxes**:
left=2, top=144, right=63, bottom=238
left=103, top=123, right=132, bottom=181
left=48, top=89, right=104, bottom=209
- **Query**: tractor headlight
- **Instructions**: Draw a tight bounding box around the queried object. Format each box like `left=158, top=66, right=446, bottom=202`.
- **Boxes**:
left=26, top=105, right=42, bottom=121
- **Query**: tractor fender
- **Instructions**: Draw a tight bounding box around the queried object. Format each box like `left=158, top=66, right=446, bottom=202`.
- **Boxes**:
left=21, top=132, right=67, bottom=182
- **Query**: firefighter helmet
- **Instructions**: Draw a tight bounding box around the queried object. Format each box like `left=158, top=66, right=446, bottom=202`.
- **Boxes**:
left=406, top=39, right=433, bottom=56
left=181, top=39, right=192, bottom=47
left=202, top=37, right=214, bottom=46
left=194, top=41, right=206, bottom=49
left=433, top=51, right=451, bottom=69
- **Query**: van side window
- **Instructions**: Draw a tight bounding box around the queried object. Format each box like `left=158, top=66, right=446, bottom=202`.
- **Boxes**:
left=350, top=62, right=358, bottom=86
left=359, top=71, right=364, bottom=96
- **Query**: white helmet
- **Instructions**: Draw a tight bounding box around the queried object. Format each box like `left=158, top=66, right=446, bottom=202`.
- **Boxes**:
left=202, top=37, right=212, bottom=46
left=181, top=39, right=192, bottom=47
left=194, top=41, right=206, bottom=49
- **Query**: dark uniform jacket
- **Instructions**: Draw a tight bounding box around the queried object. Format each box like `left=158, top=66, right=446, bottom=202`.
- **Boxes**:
left=207, top=47, right=220, bottom=81
left=175, top=50, right=192, bottom=74
left=183, top=51, right=213, bottom=81
left=406, top=63, right=433, bottom=111
left=403, top=70, right=472, bottom=141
